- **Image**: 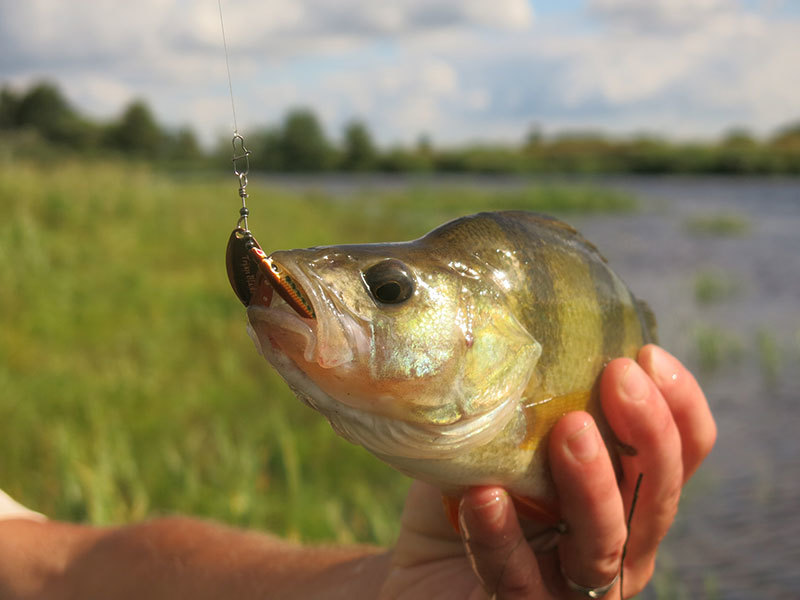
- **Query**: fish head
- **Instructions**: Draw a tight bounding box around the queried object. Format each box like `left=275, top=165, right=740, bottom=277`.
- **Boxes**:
left=246, top=240, right=541, bottom=461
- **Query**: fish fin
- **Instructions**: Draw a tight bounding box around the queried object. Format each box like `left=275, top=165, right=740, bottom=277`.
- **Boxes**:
left=441, top=494, right=461, bottom=533
left=442, top=492, right=561, bottom=532
left=524, top=213, right=608, bottom=262
left=636, top=298, right=658, bottom=344
left=443, top=491, right=561, bottom=532
left=509, top=493, right=561, bottom=525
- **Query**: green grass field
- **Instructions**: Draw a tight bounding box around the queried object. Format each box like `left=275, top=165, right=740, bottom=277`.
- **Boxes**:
left=0, top=159, right=636, bottom=545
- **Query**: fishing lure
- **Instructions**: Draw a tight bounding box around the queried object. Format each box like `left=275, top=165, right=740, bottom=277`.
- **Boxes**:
left=218, top=2, right=314, bottom=320
left=226, top=227, right=315, bottom=319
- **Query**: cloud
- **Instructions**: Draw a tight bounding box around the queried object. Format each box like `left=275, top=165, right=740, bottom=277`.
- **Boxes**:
left=0, top=0, right=165, bottom=70
left=588, top=0, right=739, bottom=32
left=171, top=0, right=533, bottom=57
left=546, top=2, right=795, bottom=134
left=0, top=0, right=797, bottom=146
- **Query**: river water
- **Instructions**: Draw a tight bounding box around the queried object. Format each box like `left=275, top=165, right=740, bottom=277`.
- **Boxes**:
left=574, top=178, right=800, bottom=600
left=269, top=174, right=800, bottom=599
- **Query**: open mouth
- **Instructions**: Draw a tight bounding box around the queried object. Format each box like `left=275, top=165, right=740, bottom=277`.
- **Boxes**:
left=246, top=255, right=319, bottom=364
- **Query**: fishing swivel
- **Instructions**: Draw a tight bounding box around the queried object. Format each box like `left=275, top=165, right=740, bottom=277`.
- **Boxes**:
left=232, top=133, right=251, bottom=233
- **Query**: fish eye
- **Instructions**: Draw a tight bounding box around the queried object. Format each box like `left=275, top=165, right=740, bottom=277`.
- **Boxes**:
left=362, top=259, right=415, bottom=305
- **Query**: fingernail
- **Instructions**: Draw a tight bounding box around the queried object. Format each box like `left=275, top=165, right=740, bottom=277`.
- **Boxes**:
left=565, top=421, right=599, bottom=463
left=620, top=361, right=648, bottom=403
left=469, top=489, right=507, bottom=527
left=459, top=489, right=506, bottom=539
left=647, top=345, right=679, bottom=388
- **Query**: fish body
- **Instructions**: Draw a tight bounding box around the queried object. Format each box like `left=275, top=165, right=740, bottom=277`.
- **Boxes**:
left=245, top=211, right=655, bottom=517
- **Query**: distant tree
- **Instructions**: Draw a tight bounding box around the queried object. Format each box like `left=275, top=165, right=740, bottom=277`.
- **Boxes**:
left=340, top=120, right=377, bottom=171
left=523, top=123, right=543, bottom=150
left=0, top=86, right=20, bottom=129
left=722, top=128, right=757, bottom=148
left=416, top=133, right=433, bottom=156
left=279, top=108, right=331, bottom=171
left=105, top=100, right=164, bottom=157
left=770, top=122, right=800, bottom=149
left=378, top=145, right=434, bottom=173
left=164, top=126, right=203, bottom=162
left=767, top=121, right=800, bottom=173
left=13, top=82, right=93, bottom=147
left=250, top=127, right=283, bottom=171
left=14, top=82, right=71, bottom=130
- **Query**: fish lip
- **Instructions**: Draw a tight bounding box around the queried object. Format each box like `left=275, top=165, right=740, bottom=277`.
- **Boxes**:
left=247, top=302, right=318, bottom=364
left=247, top=255, right=360, bottom=369
left=246, top=259, right=319, bottom=363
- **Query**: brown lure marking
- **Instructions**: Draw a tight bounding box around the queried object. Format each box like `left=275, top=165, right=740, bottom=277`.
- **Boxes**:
left=249, top=247, right=316, bottom=320
left=226, top=227, right=261, bottom=306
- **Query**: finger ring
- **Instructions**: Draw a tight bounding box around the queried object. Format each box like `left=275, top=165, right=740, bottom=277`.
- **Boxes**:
left=563, top=571, right=619, bottom=598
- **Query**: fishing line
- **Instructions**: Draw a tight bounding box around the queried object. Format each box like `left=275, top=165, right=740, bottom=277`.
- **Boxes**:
left=217, top=0, right=256, bottom=238
left=218, top=3, right=315, bottom=319
left=619, top=472, right=643, bottom=600
left=218, top=0, right=239, bottom=134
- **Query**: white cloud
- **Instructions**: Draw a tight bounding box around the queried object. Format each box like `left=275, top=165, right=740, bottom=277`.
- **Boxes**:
left=588, top=0, right=738, bottom=32
left=549, top=2, right=794, bottom=132
left=0, top=0, right=797, bottom=146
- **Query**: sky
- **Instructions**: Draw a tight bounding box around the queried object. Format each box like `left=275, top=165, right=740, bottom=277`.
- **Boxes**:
left=1, top=0, right=798, bottom=147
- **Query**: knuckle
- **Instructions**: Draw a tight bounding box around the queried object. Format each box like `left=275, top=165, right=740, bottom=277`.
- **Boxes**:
left=496, top=569, right=536, bottom=597
left=622, top=556, right=656, bottom=598
left=588, top=531, right=627, bottom=578
left=699, top=419, right=718, bottom=458
left=662, top=476, right=683, bottom=518
left=649, top=476, right=683, bottom=543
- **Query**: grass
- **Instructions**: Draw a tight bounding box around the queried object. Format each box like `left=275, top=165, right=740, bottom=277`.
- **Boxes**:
left=693, top=270, right=741, bottom=305
left=0, top=158, right=636, bottom=545
left=692, top=325, right=744, bottom=373
left=755, top=329, right=780, bottom=387
left=685, top=212, right=751, bottom=237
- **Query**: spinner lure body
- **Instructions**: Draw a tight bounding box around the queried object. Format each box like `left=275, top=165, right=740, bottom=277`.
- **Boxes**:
left=226, top=228, right=315, bottom=319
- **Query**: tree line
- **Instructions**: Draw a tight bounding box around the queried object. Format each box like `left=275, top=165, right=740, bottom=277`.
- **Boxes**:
left=2, top=81, right=799, bottom=174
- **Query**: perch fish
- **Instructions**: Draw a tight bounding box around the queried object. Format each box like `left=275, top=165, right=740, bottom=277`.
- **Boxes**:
left=233, top=211, right=656, bottom=525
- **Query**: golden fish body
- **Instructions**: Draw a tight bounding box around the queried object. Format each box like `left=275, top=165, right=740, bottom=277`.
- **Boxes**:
left=246, top=211, right=656, bottom=514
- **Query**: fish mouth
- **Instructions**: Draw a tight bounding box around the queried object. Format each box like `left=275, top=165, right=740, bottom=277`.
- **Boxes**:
left=246, top=255, right=361, bottom=370
left=246, top=260, right=319, bottom=365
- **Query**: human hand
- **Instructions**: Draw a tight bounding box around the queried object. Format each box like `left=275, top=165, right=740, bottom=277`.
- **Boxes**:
left=0, top=489, right=46, bottom=523
left=380, top=345, right=716, bottom=599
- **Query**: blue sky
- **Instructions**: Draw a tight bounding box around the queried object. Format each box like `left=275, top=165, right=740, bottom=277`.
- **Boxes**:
left=1, top=0, right=798, bottom=147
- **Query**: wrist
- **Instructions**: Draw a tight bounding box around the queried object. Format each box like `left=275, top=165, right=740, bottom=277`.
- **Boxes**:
left=281, top=548, right=392, bottom=600
left=0, top=519, right=103, bottom=600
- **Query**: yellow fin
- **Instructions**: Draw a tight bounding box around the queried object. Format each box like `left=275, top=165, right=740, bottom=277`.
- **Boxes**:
left=510, top=493, right=561, bottom=525
left=442, top=494, right=461, bottom=533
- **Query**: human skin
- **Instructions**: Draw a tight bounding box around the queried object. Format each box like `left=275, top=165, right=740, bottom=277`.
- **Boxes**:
left=0, top=345, right=715, bottom=599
